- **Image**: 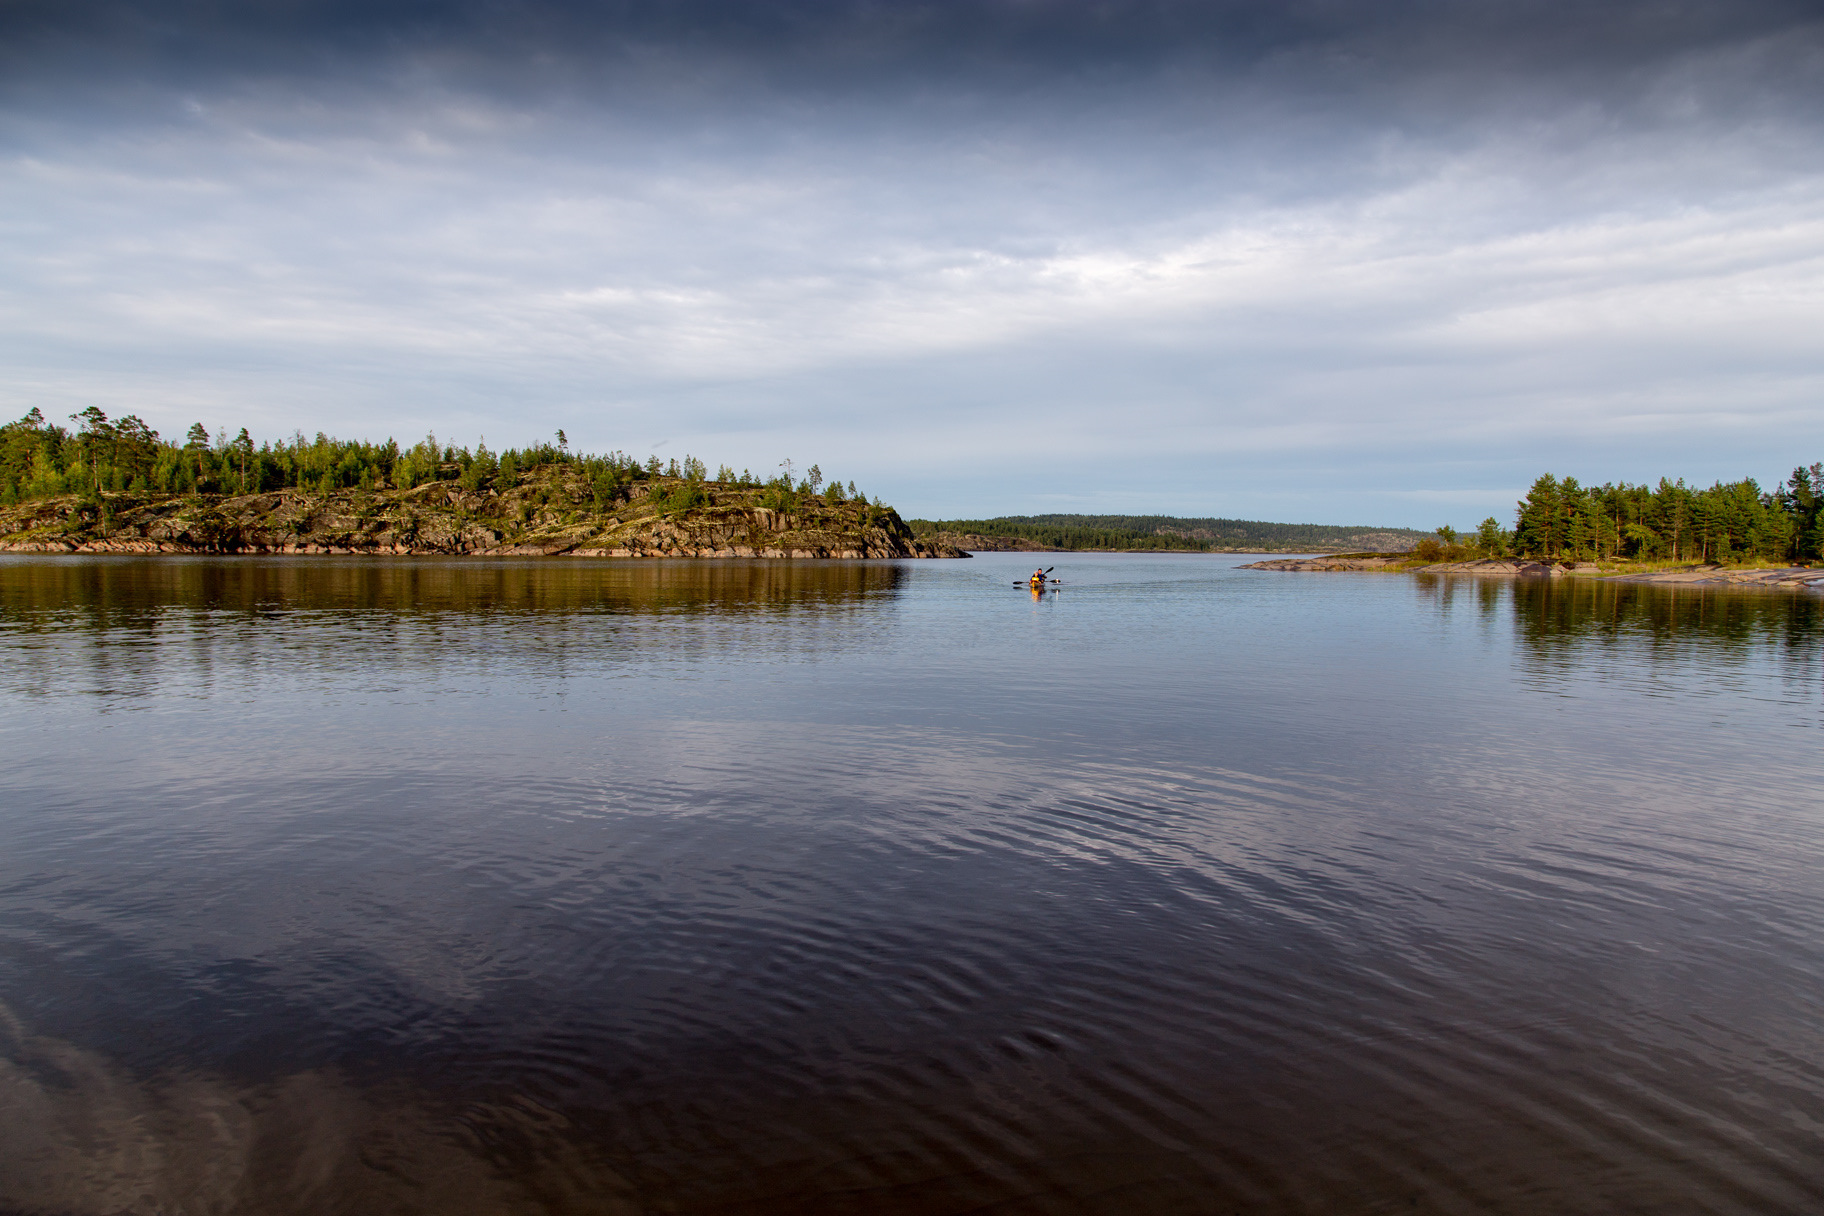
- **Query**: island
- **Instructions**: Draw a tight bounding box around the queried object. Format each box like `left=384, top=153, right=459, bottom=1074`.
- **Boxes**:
left=0, top=412, right=975, bottom=558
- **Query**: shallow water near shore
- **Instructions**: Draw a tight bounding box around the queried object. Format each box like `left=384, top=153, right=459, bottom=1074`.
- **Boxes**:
left=1, top=552, right=1821, bottom=1214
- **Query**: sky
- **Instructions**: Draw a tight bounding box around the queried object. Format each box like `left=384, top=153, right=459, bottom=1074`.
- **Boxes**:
left=2, top=1, right=1821, bottom=526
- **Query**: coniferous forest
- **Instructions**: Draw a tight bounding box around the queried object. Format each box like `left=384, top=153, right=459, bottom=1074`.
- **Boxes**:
left=1496, top=470, right=1823, bottom=564
left=0, top=408, right=879, bottom=515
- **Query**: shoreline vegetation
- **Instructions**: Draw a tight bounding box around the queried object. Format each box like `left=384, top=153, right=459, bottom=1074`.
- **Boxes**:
left=0, top=412, right=961, bottom=558
left=912, top=466, right=1824, bottom=565
left=1238, top=464, right=1824, bottom=591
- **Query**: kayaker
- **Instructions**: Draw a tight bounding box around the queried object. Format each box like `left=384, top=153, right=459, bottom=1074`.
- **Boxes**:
left=1030, top=568, right=1046, bottom=584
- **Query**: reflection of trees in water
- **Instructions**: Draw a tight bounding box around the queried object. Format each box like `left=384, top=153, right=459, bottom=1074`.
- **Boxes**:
left=1415, top=573, right=1822, bottom=687
left=1512, top=578, right=1820, bottom=662
left=0, top=558, right=909, bottom=701
left=0, top=557, right=906, bottom=619
left=1411, top=572, right=1508, bottom=623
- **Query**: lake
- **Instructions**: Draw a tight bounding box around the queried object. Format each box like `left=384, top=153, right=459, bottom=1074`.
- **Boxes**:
left=2, top=552, right=1820, bottom=1214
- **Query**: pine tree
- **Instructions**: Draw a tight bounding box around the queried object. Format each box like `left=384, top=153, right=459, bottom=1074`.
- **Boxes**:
left=1475, top=517, right=1507, bottom=556
left=1514, top=474, right=1561, bottom=557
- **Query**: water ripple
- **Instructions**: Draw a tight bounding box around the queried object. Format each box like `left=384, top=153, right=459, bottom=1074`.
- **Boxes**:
left=2, top=555, right=1821, bottom=1212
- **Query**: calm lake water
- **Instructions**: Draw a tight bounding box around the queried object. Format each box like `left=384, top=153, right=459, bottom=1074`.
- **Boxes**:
left=2, top=552, right=1821, bottom=1215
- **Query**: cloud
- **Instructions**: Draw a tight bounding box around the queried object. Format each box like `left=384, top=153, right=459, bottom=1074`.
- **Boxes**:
left=0, top=999, right=614, bottom=1214
left=1, top=1, right=1821, bottom=523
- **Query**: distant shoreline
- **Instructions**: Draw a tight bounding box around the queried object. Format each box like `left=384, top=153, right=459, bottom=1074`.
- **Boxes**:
left=911, top=516, right=1427, bottom=555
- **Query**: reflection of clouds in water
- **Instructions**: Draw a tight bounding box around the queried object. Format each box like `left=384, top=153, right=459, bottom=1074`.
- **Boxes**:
left=0, top=1001, right=631, bottom=1215
left=13, top=711, right=1809, bottom=1037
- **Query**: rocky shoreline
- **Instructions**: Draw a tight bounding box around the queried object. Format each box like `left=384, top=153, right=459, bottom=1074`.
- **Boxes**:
left=1239, top=555, right=1824, bottom=590
left=0, top=474, right=968, bottom=560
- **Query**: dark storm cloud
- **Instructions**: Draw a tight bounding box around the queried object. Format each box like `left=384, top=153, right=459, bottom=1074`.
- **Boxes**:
left=7, top=0, right=1820, bottom=89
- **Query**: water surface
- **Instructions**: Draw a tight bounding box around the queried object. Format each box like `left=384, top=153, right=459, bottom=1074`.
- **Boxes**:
left=2, top=553, right=1820, bottom=1214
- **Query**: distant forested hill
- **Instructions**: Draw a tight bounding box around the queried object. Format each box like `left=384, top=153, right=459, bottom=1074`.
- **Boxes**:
left=907, top=514, right=1430, bottom=553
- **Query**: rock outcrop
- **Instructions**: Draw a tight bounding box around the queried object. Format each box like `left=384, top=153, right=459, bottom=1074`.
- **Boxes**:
left=0, top=473, right=968, bottom=559
left=920, top=532, right=1051, bottom=553
left=1237, top=555, right=1413, bottom=572
left=1594, top=565, right=1824, bottom=589
left=1404, top=558, right=1570, bottom=576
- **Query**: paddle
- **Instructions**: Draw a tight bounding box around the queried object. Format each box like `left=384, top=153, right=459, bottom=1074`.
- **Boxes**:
left=1013, top=566, right=1057, bottom=586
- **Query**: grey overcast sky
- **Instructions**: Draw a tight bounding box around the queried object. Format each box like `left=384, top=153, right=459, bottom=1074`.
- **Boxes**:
left=3, top=1, right=1821, bottom=524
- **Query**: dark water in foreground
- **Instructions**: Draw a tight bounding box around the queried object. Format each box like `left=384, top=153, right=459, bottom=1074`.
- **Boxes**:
left=1, top=553, right=1821, bottom=1215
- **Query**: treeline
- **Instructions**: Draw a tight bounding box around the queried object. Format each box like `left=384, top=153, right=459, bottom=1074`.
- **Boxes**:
left=907, top=513, right=1426, bottom=552
left=1477, top=468, right=1824, bottom=563
left=1006, top=514, right=1426, bottom=550
left=10, top=407, right=1816, bottom=565
left=0, top=408, right=882, bottom=516
left=918, top=469, right=1824, bottom=565
left=907, top=518, right=1214, bottom=551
